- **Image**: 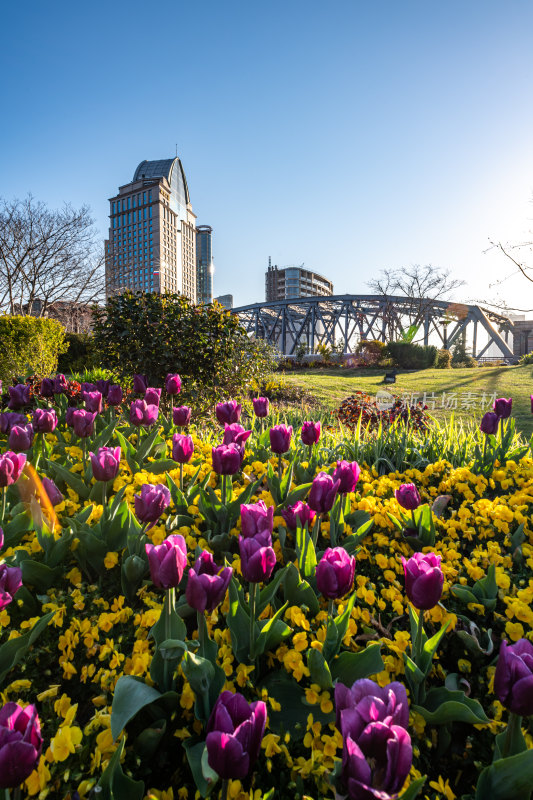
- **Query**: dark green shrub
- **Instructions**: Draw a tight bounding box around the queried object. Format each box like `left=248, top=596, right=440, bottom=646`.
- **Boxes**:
left=384, top=341, right=437, bottom=369
left=519, top=351, right=533, bottom=365
left=57, top=332, right=96, bottom=374
left=355, top=339, right=387, bottom=365
left=0, top=315, right=66, bottom=384
left=92, top=292, right=277, bottom=411
left=436, top=348, right=452, bottom=369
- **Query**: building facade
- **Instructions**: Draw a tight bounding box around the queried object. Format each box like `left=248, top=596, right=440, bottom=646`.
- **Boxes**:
left=105, top=157, right=197, bottom=301
left=214, top=294, right=233, bottom=309
left=265, top=262, right=334, bottom=301
left=196, top=225, right=214, bottom=304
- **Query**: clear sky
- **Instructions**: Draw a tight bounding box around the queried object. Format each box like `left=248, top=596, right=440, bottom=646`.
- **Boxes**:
left=2, top=0, right=533, bottom=311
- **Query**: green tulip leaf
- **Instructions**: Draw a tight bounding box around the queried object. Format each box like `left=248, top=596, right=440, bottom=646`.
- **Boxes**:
left=413, top=687, right=489, bottom=725
left=475, top=749, right=533, bottom=799
left=96, top=738, right=145, bottom=800
left=330, top=644, right=384, bottom=685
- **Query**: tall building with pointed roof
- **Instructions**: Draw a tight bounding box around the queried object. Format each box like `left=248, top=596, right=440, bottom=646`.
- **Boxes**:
left=105, top=156, right=197, bottom=301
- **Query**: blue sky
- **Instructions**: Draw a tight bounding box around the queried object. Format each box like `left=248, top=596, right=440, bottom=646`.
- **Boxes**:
left=2, top=0, right=533, bottom=310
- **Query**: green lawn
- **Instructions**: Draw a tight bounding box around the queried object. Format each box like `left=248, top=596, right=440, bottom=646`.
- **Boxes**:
left=282, top=364, right=533, bottom=437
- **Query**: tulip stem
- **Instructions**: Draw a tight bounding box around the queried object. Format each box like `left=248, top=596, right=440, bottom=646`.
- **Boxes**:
left=328, top=597, right=335, bottom=623
left=163, top=588, right=175, bottom=691
left=278, top=454, right=283, bottom=484
left=222, top=474, right=227, bottom=506
left=414, top=607, right=424, bottom=663
left=411, top=510, right=417, bottom=532
left=308, top=444, right=313, bottom=462
left=220, top=780, right=229, bottom=800
left=249, top=582, right=258, bottom=662
left=179, top=462, right=183, bottom=493
left=197, top=610, right=208, bottom=658
left=82, top=439, right=88, bottom=475
left=311, top=515, right=320, bottom=548
left=503, top=712, right=523, bottom=758
left=41, top=432, right=47, bottom=462
left=101, top=482, right=108, bottom=517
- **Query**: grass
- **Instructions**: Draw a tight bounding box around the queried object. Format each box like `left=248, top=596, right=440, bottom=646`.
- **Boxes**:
left=281, top=364, right=533, bottom=437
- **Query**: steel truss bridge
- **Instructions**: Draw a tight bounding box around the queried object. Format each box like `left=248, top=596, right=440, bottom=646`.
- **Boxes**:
left=232, top=295, right=515, bottom=359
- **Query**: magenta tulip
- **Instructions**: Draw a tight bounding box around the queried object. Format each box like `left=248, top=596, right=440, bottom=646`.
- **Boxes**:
left=134, top=483, right=171, bottom=525
left=173, top=405, right=192, bottom=427
left=494, top=639, right=533, bottom=717
left=172, top=433, right=194, bottom=464
left=0, top=452, right=26, bottom=487
left=493, top=397, right=512, bottom=419
left=301, top=421, right=321, bottom=446
left=333, top=460, right=361, bottom=494
left=165, top=374, right=182, bottom=395
left=216, top=401, right=242, bottom=425
left=206, top=691, right=267, bottom=780
left=32, top=408, right=58, bottom=434
left=107, top=385, right=123, bottom=406
left=133, top=374, right=148, bottom=393
left=90, top=446, right=121, bottom=482
left=144, top=387, right=162, bottom=407
left=269, top=424, right=293, bottom=455
left=223, top=423, right=252, bottom=448
left=240, top=500, right=274, bottom=544
left=281, top=501, right=316, bottom=531
left=130, top=399, right=159, bottom=427
left=308, top=471, right=340, bottom=513
left=82, top=391, right=103, bottom=414
left=186, top=551, right=233, bottom=612
left=252, top=397, right=270, bottom=417
left=7, top=384, right=30, bottom=410
left=145, top=534, right=187, bottom=589
left=480, top=411, right=499, bottom=435
left=40, top=378, right=55, bottom=397
left=212, top=443, right=243, bottom=476
left=0, top=563, right=22, bottom=611
left=0, top=413, right=27, bottom=434
left=316, top=547, right=356, bottom=599
left=41, top=476, right=64, bottom=507
left=402, top=552, right=444, bottom=610
left=72, top=409, right=97, bottom=438
left=0, top=702, right=42, bottom=789
left=395, top=483, right=421, bottom=511
left=239, top=535, right=277, bottom=583
left=8, top=424, right=34, bottom=452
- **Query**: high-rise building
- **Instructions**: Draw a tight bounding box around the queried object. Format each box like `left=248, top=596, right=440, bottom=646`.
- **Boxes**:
left=196, top=225, right=214, bottom=304
left=214, top=294, right=233, bottom=309
left=105, top=157, right=197, bottom=301
left=265, top=261, right=333, bottom=301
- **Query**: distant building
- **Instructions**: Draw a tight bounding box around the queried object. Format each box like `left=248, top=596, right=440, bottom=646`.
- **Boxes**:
left=215, top=294, right=233, bottom=310
left=105, top=157, right=197, bottom=301
left=20, top=299, right=94, bottom=333
left=196, top=225, right=214, bottom=304
left=265, top=261, right=333, bottom=301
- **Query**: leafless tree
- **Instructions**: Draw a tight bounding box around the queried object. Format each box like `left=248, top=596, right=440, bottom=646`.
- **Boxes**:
left=0, top=195, right=105, bottom=327
left=367, top=264, right=465, bottom=340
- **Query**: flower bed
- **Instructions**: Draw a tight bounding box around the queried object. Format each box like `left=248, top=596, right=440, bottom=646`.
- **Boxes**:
left=0, top=378, right=532, bottom=799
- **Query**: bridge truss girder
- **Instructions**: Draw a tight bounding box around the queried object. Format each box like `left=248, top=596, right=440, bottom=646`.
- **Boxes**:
left=233, top=295, right=515, bottom=359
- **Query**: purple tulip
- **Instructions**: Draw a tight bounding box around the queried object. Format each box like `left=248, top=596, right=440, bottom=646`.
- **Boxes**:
left=32, top=408, right=58, bottom=434
left=186, top=551, right=233, bottom=612
left=269, top=424, right=293, bottom=455
left=107, top=385, right=123, bottom=406
left=480, top=411, right=499, bottom=435
left=96, top=379, right=111, bottom=397
left=134, top=483, right=171, bottom=525
left=494, top=639, right=533, bottom=717
left=281, top=501, right=316, bottom=531
left=0, top=702, right=42, bottom=789
left=72, top=409, right=97, bottom=438
left=165, top=374, right=182, bottom=395
left=206, top=691, right=267, bottom=780
left=0, top=452, right=26, bottom=487
left=335, top=678, right=410, bottom=734
left=82, top=390, right=103, bottom=414
left=493, top=397, right=512, bottom=419
left=316, top=547, right=356, bottom=599
left=144, top=387, right=162, bottom=407
left=41, top=476, right=64, bottom=507
left=0, top=413, right=27, bottom=434
left=81, top=382, right=97, bottom=393
left=252, top=397, right=270, bottom=418
left=8, top=423, right=34, bottom=452
left=145, top=534, right=187, bottom=589
left=333, top=460, right=361, bottom=494
left=215, top=401, right=242, bottom=426
left=240, top=501, right=274, bottom=545
left=395, top=483, right=421, bottom=511
left=90, top=446, right=121, bottom=482
left=401, top=552, right=444, bottom=610
left=223, top=423, right=252, bottom=448
left=301, top=420, right=321, bottom=446
left=308, top=471, right=340, bottom=513
left=40, top=378, right=55, bottom=397
left=7, top=384, right=30, bottom=410
left=53, top=374, right=68, bottom=394
left=212, top=443, right=243, bottom=476
left=0, top=563, right=23, bottom=611
left=336, top=679, right=412, bottom=799
left=172, top=433, right=194, bottom=464
left=173, top=405, right=192, bottom=427
left=130, top=399, right=159, bottom=427
left=65, top=406, right=77, bottom=428
left=133, top=374, right=148, bottom=393
left=239, top=535, right=277, bottom=583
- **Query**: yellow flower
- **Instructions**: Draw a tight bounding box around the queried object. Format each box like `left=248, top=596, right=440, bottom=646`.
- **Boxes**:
left=236, top=663, right=255, bottom=687
left=24, top=755, right=51, bottom=796
left=104, top=551, right=119, bottom=569
left=506, top=621, right=525, bottom=642
left=49, top=725, right=83, bottom=761
left=429, top=776, right=456, bottom=799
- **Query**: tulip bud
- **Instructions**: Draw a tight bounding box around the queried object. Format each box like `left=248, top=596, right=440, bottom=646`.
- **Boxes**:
left=107, top=385, right=123, bottom=406
left=316, top=547, right=356, bottom=599
left=240, top=501, right=273, bottom=544
left=395, top=483, right=421, bottom=511
left=72, top=409, right=97, bottom=438
left=269, top=424, right=293, bottom=455
left=332, top=460, right=361, bottom=494
left=144, top=387, right=162, bottom=407
left=145, top=534, right=187, bottom=589
left=89, top=446, right=121, bottom=482
left=173, top=405, right=192, bottom=426
left=135, top=483, right=171, bottom=525
left=215, top=401, right=242, bottom=425
left=0, top=413, right=27, bottom=434
left=172, top=433, right=194, bottom=464
left=7, top=384, right=30, bottom=410
left=0, top=563, right=23, bottom=611
left=206, top=691, right=267, bottom=780
left=186, top=551, right=233, bottom=612
left=301, top=421, right=321, bottom=446
left=493, top=397, right=512, bottom=419
left=40, top=378, right=55, bottom=397
left=133, top=374, right=148, bottom=393
left=130, top=399, right=159, bottom=427
left=82, top=390, right=103, bottom=414
left=212, top=443, right=243, bottom=476
left=65, top=406, right=77, bottom=428
left=165, top=374, right=182, bottom=395
left=494, top=638, right=533, bottom=717
left=122, top=554, right=147, bottom=585
left=0, top=452, right=26, bottom=487
left=308, top=472, right=340, bottom=513
left=0, top=702, right=42, bottom=789
left=223, top=423, right=252, bottom=448
left=239, top=535, right=277, bottom=583
left=480, top=411, right=499, bottom=435
left=401, top=551, right=444, bottom=610
left=96, top=379, right=111, bottom=397
left=53, top=374, right=68, bottom=394
left=41, top=476, right=64, bottom=507
left=33, top=408, right=58, bottom=434
left=281, top=501, right=316, bottom=531
left=8, top=424, right=34, bottom=452
left=252, top=397, right=270, bottom=417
